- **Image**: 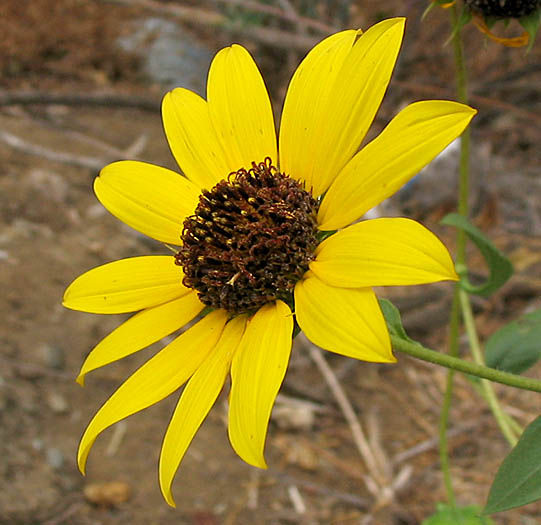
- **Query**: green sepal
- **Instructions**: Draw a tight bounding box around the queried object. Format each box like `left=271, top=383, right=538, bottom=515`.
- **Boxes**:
left=484, top=16, right=499, bottom=30
left=484, top=417, right=541, bottom=514
left=378, top=298, right=418, bottom=345
left=422, top=0, right=452, bottom=22
left=441, top=213, right=513, bottom=297
left=422, top=503, right=494, bottom=524
left=421, top=1, right=437, bottom=22
left=316, top=229, right=336, bottom=243
left=519, top=8, right=541, bottom=52
left=485, top=308, right=541, bottom=374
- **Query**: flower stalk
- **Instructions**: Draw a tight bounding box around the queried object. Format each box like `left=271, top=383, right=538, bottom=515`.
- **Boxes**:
left=458, top=289, right=519, bottom=445
left=439, top=2, right=471, bottom=505
left=391, top=335, right=541, bottom=393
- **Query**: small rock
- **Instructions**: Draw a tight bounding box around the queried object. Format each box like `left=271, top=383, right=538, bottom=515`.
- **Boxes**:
left=85, top=202, right=107, bottom=219
left=47, top=392, right=69, bottom=414
left=273, top=395, right=318, bottom=431
left=11, top=218, right=54, bottom=239
left=19, top=388, right=39, bottom=413
left=117, top=17, right=212, bottom=92
left=84, top=481, right=132, bottom=507
left=32, top=438, right=44, bottom=452
left=274, top=435, right=319, bottom=471
left=40, top=344, right=65, bottom=370
left=27, top=169, right=69, bottom=203
left=46, top=448, right=65, bottom=470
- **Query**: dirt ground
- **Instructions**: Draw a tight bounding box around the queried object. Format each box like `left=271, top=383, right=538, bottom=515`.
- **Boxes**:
left=0, top=1, right=540, bottom=524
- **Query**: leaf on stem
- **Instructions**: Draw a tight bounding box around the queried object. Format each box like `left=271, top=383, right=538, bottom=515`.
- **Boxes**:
left=441, top=213, right=513, bottom=297
left=484, top=416, right=541, bottom=514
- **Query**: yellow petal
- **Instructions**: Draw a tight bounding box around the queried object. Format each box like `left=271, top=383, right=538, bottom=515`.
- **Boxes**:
left=159, top=315, right=247, bottom=507
left=95, top=161, right=200, bottom=245
left=63, top=256, right=187, bottom=314
left=279, top=29, right=358, bottom=192
left=295, top=273, right=393, bottom=362
left=162, top=88, right=230, bottom=190
left=78, top=309, right=228, bottom=475
left=311, top=218, right=458, bottom=287
left=76, top=292, right=204, bottom=385
left=318, top=101, right=477, bottom=230
left=228, top=301, right=293, bottom=468
left=207, top=44, right=277, bottom=171
left=280, top=18, right=405, bottom=197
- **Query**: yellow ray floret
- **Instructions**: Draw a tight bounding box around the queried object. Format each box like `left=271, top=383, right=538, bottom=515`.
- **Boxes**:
left=95, top=161, right=200, bottom=245
left=318, top=100, right=477, bottom=230
left=63, top=256, right=189, bottom=314
left=295, top=273, right=394, bottom=362
left=281, top=18, right=405, bottom=196
left=159, top=314, right=247, bottom=507
left=311, top=218, right=459, bottom=288
left=207, top=44, right=277, bottom=173
left=228, top=301, right=294, bottom=469
left=76, top=292, right=204, bottom=385
left=78, top=309, right=228, bottom=475
left=162, top=88, right=229, bottom=190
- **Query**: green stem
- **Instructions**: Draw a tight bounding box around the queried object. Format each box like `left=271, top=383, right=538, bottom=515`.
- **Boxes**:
left=391, top=335, right=541, bottom=393
left=451, top=4, right=470, bottom=262
left=439, top=287, right=460, bottom=507
left=458, top=289, right=519, bottom=445
left=439, top=3, right=471, bottom=506
left=470, top=381, right=524, bottom=436
left=505, top=411, right=524, bottom=436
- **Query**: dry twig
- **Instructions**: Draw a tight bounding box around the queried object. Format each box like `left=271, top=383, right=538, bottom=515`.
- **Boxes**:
left=0, top=130, right=107, bottom=171
left=102, top=0, right=321, bottom=51
left=0, top=128, right=147, bottom=171
left=268, top=468, right=369, bottom=509
left=218, top=0, right=337, bottom=33
left=0, top=90, right=159, bottom=112
left=307, top=345, right=394, bottom=506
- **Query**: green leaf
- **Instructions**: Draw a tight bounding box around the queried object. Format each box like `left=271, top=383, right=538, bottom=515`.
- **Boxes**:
left=422, top=503, right=494, bottom=524
left=441, top=213, right=513, bottom=297
left=378, top=298, right=417, bottom=344
left=484, top=417, right=541, bottom=514
left=485, top=309, right=541, bottom=374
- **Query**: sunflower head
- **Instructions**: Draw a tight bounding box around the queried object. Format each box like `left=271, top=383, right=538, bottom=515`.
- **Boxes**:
left=62, top=17, right=477, bottom=508
left=176, top=158, right=318, bottom=315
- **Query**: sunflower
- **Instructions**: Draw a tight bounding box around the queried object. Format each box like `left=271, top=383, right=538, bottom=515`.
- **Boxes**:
left=63, top=17, right=475, bottom=507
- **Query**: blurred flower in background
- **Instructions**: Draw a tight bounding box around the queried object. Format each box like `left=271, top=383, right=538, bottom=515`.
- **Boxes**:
left=430, top=0, right=541, bottom=48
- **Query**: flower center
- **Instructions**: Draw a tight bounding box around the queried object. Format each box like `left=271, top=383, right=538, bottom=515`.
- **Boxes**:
left=176, top=158, right=319, bottom=315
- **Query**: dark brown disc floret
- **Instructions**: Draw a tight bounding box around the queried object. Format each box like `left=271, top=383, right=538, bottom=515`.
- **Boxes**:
left=175, top=158, right=319, bottom=315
